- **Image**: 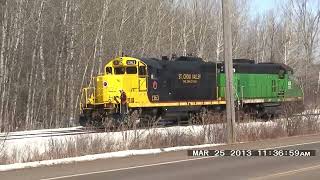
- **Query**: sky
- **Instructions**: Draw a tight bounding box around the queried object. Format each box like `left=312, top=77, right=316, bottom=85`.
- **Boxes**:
left=250, top=0, right=279, bottom=16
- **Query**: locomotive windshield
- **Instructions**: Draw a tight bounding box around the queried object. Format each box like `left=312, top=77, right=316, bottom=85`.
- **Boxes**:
left=126, top=67, right=137, bottom=74
left=114, top=67, right=125, bottom=74
left=114, top=67, right=137, bottom=74
left=139, top=66, right=147, bottom=76
left=106, top=67, right=112, bottom=74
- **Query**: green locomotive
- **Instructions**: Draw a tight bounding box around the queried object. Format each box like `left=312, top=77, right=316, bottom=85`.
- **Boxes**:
left=218, top=59, right=303, bottom=118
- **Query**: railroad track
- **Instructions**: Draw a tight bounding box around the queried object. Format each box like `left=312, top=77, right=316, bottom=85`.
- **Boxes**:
left=0, top=125, right=155, bottom=141
left=0, top=127, right=96, bottom=141
left=292, top=113, right=320, bottom=117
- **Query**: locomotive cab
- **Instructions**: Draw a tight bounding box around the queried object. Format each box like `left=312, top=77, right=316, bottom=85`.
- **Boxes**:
left=80, top=57, right=150, bottom=119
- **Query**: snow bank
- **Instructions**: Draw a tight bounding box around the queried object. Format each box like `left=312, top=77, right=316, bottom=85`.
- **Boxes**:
left=2, top=113, right=317, bottom=169
left=0, top=122, right=278, bottom=163
left=0, top=143, right=223, bottom=171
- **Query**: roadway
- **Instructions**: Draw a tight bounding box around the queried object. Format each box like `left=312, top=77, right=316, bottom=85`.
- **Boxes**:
left=2, top=134, right=320, bottom=180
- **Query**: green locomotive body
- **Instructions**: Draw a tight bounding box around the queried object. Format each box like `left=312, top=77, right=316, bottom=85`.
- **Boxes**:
left=218, top=63, right=303, bottom=102
left=218, top=60, right=303, bottom=117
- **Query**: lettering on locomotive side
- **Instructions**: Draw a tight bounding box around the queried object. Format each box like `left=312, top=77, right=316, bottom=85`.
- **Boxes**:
left=151, top=95, right=159, bottom=101
left=178, top=73, right=201, bottom=84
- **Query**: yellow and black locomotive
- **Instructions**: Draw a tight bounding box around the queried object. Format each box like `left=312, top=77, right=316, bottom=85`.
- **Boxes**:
left=80, top=56, right=225, bottom=126
left=80, top=56, right=303, bottom=126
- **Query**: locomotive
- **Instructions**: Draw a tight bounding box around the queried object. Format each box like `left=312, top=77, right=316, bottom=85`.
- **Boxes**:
left=79, top=56, right=303, bottom=126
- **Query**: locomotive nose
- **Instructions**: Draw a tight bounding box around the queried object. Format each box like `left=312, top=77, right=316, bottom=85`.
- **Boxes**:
left=95, top=75, right=111, bottom=103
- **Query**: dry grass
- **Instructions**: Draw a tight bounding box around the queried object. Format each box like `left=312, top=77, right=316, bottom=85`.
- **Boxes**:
left=42, top=136, right=116, bottom=160
left=0, top=133, right=8, bottom=164
left=0, top=135, right=116, bottom=165
left=128, top=129, right=205, bottom=149
left=236, top=122, right=286, bottom=142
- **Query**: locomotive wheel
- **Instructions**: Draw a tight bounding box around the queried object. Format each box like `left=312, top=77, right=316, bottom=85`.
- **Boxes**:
left=79, top=114, right=87, bottom=126
left=235, top=110, right=247, bottom=122
left=138, top=114, right=158, bottom=128
left=260, top=113, right=274, bottom=122
left=188, top=112, right=196, bottom=125
left=188, top=107, right=208, bottom=125
left=102, top=115, right=119, bottom=131
left=90, top=111, right=104, bottom=127
left=126, top=109, right=140, bottom=128
left=79, top=110, right=95, bottom=127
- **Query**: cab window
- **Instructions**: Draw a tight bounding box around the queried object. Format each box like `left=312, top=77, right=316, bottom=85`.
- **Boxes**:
left=139, top=66, right=146, bottom=76
left=149, top=67, right=158, bottom=79
left=126, top=67, right=137, bottom=74
left=288, top=71, right=298, bottom=82
left=114, top=67, right=125, bottom=74
left=279, top=69, right=285, bottom=79
left=106, top=67, right=112, bottom=74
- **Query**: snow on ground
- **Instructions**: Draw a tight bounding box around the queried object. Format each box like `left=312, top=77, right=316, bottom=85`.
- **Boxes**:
left=1, top=125, right=209, bottom=162
left=0, top=108, right=318, bottom=169
left=0, top=120, right=288, bottom=171
left=0, top=143, right=223, bottom=171
left=0, top=122, right=274, bottom=164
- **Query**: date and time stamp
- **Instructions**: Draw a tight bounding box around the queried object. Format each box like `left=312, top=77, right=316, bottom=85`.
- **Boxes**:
left=188, top=149, right=316, bottom=157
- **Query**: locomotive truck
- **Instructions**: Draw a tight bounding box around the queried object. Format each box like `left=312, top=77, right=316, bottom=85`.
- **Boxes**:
left=79, top=56, right=303, bottom=126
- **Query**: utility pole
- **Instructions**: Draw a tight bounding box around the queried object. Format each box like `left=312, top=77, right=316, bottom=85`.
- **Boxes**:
left=318, top=71, right=320, bottom=92
left=222, top=0, right=236, bottom=143
left=317, top=71, right=320, bottom=101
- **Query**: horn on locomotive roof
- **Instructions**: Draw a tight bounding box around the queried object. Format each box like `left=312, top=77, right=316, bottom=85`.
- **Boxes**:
left=171, top=54, right=177, bottom=60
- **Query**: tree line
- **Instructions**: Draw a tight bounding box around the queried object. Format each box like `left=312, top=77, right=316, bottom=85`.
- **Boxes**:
left=0, top=0, right=319, bottom=131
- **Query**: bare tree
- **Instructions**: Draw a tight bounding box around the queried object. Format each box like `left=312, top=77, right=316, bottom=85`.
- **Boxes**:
left=0, top=0, right=8, bottom=131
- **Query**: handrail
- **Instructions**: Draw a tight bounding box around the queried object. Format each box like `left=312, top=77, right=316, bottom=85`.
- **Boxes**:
left=80, top=87, right=95, bottom=109
left=241, top=85, right=244, bottom=107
